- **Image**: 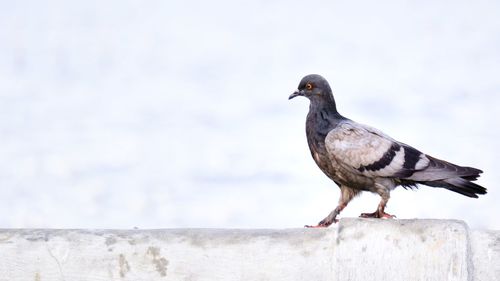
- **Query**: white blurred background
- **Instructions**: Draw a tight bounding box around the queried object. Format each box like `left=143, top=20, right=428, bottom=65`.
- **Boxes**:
left=0, top=0, right=498, bottom=229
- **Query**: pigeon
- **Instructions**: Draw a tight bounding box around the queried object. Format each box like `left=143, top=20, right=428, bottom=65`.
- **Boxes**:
left=289, top=74, right=486, bottom=227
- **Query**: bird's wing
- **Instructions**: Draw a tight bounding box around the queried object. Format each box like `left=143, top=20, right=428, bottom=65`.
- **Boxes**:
left=325, top=122, right=430, bottom=178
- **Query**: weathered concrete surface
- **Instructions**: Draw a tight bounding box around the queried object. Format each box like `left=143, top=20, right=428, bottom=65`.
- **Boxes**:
left=470, top=230, right=500, bottom=281
left=0, top=219, right=498, bottom=281
left=0, top=228, right=334, bottom=281
left=334, top=219, right=470, bottom=281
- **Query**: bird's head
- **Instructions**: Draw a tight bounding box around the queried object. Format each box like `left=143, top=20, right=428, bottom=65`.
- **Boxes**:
left=289, top=74, right=334, bottom=103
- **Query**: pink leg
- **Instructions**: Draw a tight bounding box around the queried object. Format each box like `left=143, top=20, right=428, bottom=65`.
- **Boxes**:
left=306, top=186, right=360, bottom=228
left=359, top=190, right=396, bottom=219
left=305, top=203, right=346, bottom=228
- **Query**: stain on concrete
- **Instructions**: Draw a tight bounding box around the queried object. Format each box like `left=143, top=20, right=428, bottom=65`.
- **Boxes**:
left=412, top=226, right=425, bottom=235
left=392, top=238, right=401, bottom=249
left=335, top=236, right=342, bottom=245
left=0, top=233, right=15, bottom=244
left=25, top=232, right=49, bottom=242
left=34, top=272, right=41, bottom=281
left=105, top=236, right=117, bottom=247
left=301, top=249, right=312, bottom=257
left=146, top=246, right=169, bottom=277
left=351, top=231, right=364, bottom=240
left=493, top=236, right=500, bottom=248
left=119, top=254, right=130, bottom=278
left=127, top=234, right=150, bottom=245
left=182, top=232, right=208, bottom=248
left=176, top=228, right=332, bottom=250
left=450, top=253, right=459, bottom=276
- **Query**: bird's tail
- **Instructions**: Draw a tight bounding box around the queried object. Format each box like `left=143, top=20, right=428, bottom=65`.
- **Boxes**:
left=418, top=156, right=486, bottom=198
left=423, top=177, right=486, bottom=198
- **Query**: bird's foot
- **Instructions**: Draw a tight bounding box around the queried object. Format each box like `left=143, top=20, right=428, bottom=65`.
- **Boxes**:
left=305, top=218, right=338, bottom=228
left=305, top=224, right=328, bottom=228
left=359, top=211, right=396, bottom=219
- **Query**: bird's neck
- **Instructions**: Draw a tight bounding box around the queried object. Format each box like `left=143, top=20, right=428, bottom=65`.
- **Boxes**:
left=306, top=93, right=345, bottom=142
left=308, top=95, right=339, bottom=115
left=307, top=100, right=345, bottom=139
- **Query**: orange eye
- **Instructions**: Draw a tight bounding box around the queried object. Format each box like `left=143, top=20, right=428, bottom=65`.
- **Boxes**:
left=305, top=83, right=313, bottom=90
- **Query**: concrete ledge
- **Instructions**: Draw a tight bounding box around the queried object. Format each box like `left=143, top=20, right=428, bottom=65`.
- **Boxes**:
left=0, top=219, right=498, bottom=281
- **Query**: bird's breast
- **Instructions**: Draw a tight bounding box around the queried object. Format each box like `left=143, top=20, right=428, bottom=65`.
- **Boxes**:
left=306, top=122, right=338, bottom=181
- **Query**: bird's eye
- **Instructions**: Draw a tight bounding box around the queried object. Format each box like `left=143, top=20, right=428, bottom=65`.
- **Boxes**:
left=305, top=83, right=313, bottom=90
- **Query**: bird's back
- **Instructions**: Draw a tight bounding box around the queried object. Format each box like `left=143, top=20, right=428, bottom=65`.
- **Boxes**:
left=323, top=119, right=486, bottom=197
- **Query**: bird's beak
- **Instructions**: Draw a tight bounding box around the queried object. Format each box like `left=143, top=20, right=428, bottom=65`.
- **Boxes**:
left=289, top=90, right=302, bottom=100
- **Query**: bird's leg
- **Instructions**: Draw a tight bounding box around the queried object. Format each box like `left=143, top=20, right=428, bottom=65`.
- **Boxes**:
left=306, top=186, right=359, bottom=228
left=360, top=189, right=396, bottom=219
left=306, top=203, right=345, bottom=228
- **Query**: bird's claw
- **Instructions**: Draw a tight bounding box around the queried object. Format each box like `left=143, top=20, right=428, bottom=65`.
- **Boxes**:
left=304, top=218, right=338, bottom=228
left=360, top=211, right=396, bottom=219
left=305, top=224, right=327, bottom=228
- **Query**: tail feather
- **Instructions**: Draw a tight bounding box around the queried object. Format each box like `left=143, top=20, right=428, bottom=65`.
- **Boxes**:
left=405, top=155, right=486, bottom=198
left=461, top=174, right=480, bottom=181
left=423, top=177, right=487, bottom=198
left=426, top=155, right=483, bottom=177
left=407, top=156, right=482, bottom=182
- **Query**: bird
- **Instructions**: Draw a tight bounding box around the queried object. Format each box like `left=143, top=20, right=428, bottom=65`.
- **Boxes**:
left=289, top=74, right=486, bottom=228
